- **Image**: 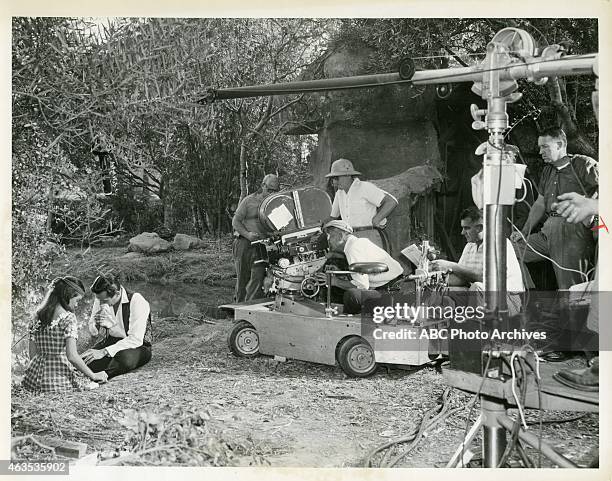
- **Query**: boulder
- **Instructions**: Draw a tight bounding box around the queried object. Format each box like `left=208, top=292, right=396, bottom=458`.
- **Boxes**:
left=128, top=232, right=171, bottom=253
left=40, top=241, right=62, bottom=259
left=173, top=233, right=207, bottom=250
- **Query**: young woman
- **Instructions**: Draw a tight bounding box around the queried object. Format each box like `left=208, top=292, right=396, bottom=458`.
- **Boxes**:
left=22, top=276, right=108, bottom=393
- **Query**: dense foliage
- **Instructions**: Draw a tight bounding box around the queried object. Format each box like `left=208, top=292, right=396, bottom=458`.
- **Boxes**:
left=12, top=17, right=598, bottom=344
left=332, top=18, right=598, bottom=153
left=11, top=18, right=333, bottom=346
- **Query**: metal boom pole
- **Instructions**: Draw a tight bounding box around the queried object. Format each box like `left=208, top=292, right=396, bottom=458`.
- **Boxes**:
left=200, top=27, right=598, bottom=467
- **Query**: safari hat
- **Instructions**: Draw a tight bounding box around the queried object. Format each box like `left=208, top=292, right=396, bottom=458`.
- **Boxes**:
left=325, top=158, right=361, bottom=178
left=323, top=219, right=354, bottom=233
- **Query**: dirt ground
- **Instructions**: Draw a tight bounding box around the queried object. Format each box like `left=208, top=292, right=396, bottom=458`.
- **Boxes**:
left=11, top=245, right=599, bottom=468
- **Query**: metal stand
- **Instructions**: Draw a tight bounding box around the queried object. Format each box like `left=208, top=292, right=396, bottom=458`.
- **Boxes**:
left=204, top=25, right=599, bottom=468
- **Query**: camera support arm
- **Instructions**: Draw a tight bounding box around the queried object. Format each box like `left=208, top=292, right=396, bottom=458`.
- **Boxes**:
left=202, top=27, right=599, bottom=468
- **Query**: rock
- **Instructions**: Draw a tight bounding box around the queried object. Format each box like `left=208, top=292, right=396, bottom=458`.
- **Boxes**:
left=128, top=232, right=171, bottom=253
left=173, top=233, right=206, bottom=250
left=40, top=241, right=62, bottom=258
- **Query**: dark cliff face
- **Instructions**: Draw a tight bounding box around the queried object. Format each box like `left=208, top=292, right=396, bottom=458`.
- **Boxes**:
left=310, top=46, right=441, bottom=185
left=303, top=46, right=442, bottom=255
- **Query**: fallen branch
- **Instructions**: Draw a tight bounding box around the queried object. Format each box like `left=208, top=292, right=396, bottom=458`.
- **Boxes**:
left=98, top=444, right=181, bottom=466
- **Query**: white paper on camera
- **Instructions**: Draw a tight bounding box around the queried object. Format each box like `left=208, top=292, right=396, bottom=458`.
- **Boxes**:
left=267, top=204, right=294, bottom=229
left=400, top=244, right=421, bottom=266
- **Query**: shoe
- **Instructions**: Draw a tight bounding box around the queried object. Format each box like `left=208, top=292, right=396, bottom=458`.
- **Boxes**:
left=541, top=351, right=568, bottom=362
left=553, top=359, right=598, bottom=392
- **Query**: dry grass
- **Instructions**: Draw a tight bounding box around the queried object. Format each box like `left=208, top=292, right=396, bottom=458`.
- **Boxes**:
left=55, top=239, right=235, bottom=287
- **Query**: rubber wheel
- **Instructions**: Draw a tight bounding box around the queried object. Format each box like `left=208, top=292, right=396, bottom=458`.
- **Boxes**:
left=337, top=337, right=377, bottom=377
left=228, top=320, right=260, bottom=358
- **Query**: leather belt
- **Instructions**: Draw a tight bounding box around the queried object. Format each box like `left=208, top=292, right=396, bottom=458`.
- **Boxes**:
left=353, top=225, right=375, bottom=232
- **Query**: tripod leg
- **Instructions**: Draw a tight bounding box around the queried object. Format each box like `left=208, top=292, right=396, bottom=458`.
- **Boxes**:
left=446, top=413, right=483, bottom=467
left=498, top=414, right=578, bottom=468
left=481, top=396, right=507, bottom=467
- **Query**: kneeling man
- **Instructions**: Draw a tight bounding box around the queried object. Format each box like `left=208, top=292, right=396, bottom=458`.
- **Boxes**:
left=82, top=274, right=153, bottom=379
left=324, top=220, right=404, bottom=314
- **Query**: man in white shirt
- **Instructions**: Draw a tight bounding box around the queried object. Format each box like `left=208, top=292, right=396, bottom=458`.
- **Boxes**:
left=323, top=220, right=404, bottom=314
left=431, top=207, right=525, bottom=316
left=325, top=158, right=398, bottom=249
left=82, top=274, right=152, bottom=379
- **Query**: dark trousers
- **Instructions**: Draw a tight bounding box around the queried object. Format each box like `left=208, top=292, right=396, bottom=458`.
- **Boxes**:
left=513, top=217, right=595, bottom=289
left=233, top=236, right=266, bottom=302
left=343, top=288, right=384, bottom=315
left=89, top=336, right=152, bottom=380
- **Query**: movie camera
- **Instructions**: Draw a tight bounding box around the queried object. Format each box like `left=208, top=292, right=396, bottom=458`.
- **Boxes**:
left=212, top=26, right=600, bottom=467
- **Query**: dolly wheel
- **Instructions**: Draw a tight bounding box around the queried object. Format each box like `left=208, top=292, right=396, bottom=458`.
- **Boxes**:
left=337, top=337, right=377, bottom=377
left=228, top=321, right=260, bottom=358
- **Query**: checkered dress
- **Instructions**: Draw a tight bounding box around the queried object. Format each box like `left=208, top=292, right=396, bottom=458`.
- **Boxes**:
left=22, top=312, right=84, bottom=393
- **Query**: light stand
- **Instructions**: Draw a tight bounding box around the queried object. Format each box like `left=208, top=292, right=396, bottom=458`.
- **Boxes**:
left=203, top=27, right=599, bottom=467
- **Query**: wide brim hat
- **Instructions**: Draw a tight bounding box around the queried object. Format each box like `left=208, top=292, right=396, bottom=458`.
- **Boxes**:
left=325, top=158, right=362, bottom=177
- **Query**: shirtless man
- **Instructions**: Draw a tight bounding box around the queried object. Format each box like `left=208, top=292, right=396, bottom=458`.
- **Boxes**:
left=231, top=174, right=280, bottom=302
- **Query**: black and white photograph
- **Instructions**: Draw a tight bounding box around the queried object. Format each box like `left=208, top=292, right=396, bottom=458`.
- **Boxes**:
left=5, top=4, right=611, bottom=479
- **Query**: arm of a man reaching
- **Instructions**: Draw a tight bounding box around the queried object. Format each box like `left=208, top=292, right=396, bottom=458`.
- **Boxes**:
left=432, top=259, right=482, bottom=284
left=520, top=194, right=545, bottom=237
left=88, top=297, right=100, bottom=336
left=552, top=192, right=598, bottom=224
left=105, top=294, right=150, bottom=357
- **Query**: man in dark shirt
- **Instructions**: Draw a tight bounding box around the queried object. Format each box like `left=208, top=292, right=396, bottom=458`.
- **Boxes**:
left=231, top=174, right=280, bottom=302
left=510, top=127, right=598, bottom=289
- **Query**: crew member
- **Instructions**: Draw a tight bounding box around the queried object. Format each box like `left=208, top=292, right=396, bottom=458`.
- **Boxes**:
left=325, top=158, right=397, bottom=250
left=232, top=174, right=280, bottom=302
left=510, top=127, right=598, bottom=289
left=431, top=207, right=525, bottom=317
left=322, top=220, right=403, bottom=314
left=551, top=192, right=599, bottom=391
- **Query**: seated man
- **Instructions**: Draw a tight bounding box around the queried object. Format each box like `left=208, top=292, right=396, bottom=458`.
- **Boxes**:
left=322, top=220, right=404, bottom=314
left=82, top=274, right=153, bottom=379
left=430, top=207, right=525, bottom=317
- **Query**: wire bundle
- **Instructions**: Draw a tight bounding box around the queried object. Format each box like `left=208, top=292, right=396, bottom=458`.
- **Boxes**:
left=364, top=387, right=470, bottom=468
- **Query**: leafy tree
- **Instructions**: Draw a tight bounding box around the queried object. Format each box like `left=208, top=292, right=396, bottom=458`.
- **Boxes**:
left=332, top=18, right=598, bottom=154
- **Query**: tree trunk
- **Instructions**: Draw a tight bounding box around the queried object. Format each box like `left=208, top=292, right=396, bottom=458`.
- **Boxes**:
left=47, top=185, right=54, bottom=232
left=239, top=139, right=248, bottom=202
left=546, top=76, right=597, bottom=158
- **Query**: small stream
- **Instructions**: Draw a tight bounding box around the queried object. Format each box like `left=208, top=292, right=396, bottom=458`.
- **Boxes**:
left=127, top=281, right=234, bottom=319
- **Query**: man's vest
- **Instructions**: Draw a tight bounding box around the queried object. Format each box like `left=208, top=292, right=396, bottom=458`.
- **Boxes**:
left=122, top=290, right=153, bottom=348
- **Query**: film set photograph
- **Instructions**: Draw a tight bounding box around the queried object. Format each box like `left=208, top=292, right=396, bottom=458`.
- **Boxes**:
left=7, top=13, right=609, bottom=476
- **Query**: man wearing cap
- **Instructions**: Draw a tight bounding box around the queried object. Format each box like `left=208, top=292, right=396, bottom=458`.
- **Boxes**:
left=325, top=158, right=398, bottom=250
left=509, top=127, right=598, bottom=289
left=232, top=174, right=280, bottom=302
left=322, top=220, right=404, bottom=314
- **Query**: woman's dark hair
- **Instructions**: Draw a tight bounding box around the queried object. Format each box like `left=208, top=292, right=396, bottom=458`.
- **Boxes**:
left=90, top=274, right=120, bottom=297
left=35, top=276, right=86, bottom=330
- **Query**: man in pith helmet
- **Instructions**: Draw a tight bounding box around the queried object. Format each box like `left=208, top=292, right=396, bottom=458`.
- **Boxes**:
left=325, top=158, right=398, bottom=250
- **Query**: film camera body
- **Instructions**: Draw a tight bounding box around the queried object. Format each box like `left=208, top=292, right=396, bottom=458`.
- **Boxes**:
left=254, top=186, right=330, bottom=298
left=222, top=186, right=448, bottom=377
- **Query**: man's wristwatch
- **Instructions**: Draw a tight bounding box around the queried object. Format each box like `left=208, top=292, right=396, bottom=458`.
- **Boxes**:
left=103, top=348, right=110, bottom=357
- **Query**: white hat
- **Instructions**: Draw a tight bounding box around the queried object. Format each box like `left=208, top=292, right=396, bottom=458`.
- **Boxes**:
left=325, top=158, right=361, bottom=178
